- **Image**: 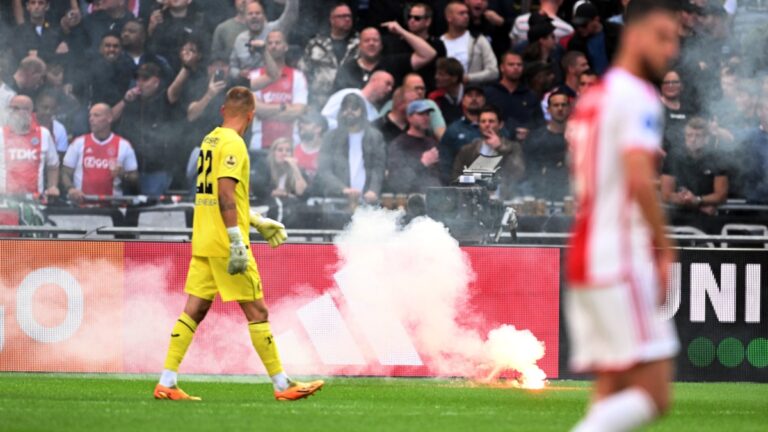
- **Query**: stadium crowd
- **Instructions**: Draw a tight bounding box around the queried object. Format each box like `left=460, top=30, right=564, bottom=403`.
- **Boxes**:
left=0, top=0, right=767, bottom=227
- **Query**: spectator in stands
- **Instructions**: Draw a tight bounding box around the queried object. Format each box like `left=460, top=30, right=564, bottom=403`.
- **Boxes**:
left=61, top=103, right=138, bottom=201
left=112, top=62, right=174, bottom=196
left=661, top=69, right=697, bottom=152
left=66, top=0, right=134, bottom=56
left=184, top=54, right=231, bottom=142
left=439, top=85, right=486, bottom=182
left=322, top=70, right=394, bottom=129
left=383, top=2, right=447, bottom=92
left=333, top=24, right=436, bottom=91
left=452, top=104, right=523, bottom=199
left=374, top=87, right=407, bottom=145
left=522, top=14, right=558, bottom=66
left=440, top=1, right=498, bottom=86
left=661, top=116, right=728, bottom=215
left=230, top=0, right=298, bottom=83
left=484, top=51, right=540, bottom=129
left=294, top=110, right=327, bottom=180
left=465, top=0, right=511, bottom=56
left=567, top=1, right=621, bottom=75
left=249, top=30, right=308, bottom=151
left=8, top=55, right=47, bottom=101
left=0, top=63, right=16, bottom=126
left=211, top=0, right=249, bottom=58
left=40, top=59, right=82, bottom=138
left=34, top=90, right=68, bottom=158
left=510, top=0, right=573, bottom=44
left=577, top=68, right=598, bottom=96
left=429, top=57, right=465, bottom=125
left=147, top=0, right=208, bottom=72
left=559, top=51, right=589, bottom=98
left=317, top=93, right=385, bottom=204
left=87, top=32, right=132, bottom=106
left=739, top=100, right=768, bottom=203
left=300, top=3, right=360, bottom=108
left=117, top=19, right=173, bottom=87
left=251, top=137, right=308, bottom=202
left=380, top=73, right=447, bottom=140
left=386, top=100, right=442, bottom=194
left=14, top=0, right=68, bottom=64
left=522, top=91, right=571, bottom=201
left=0, top=95, right=59, bottom=197
left=167, top=37, right=208, bottom=107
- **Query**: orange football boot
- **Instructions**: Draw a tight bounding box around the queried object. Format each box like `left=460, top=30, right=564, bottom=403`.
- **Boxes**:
left=274, top=380, right=324, bottom=401
left=153, top=383, right=202, bottom=401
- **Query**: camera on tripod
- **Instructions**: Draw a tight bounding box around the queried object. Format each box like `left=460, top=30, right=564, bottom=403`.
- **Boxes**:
left=425, top=155, right=507, bottom=244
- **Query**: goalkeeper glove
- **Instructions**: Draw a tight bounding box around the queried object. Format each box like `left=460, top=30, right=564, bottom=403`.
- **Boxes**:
left=226, top=227, right=249, bottom=274
left=249, top=212, right=287, bottom=248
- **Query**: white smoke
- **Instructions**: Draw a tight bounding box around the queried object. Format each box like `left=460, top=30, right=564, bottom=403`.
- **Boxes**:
left=332, top=208, right=547, bottom=388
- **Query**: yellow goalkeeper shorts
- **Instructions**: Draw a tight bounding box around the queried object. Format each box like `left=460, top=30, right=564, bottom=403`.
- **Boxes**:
left=184, top=255, right=263, bottom=302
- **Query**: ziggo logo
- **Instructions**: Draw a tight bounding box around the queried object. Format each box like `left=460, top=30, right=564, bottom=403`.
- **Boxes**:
left=0, top=267, right=83, bottom=350
left=83, top=156, right=114, bottom=170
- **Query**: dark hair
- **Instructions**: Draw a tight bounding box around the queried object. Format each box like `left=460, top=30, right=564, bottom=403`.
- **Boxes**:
left=501, top=50, right=523, bottom=64
left=561, top=51, right=586, bottom=72
left=436, top=57, right=464, bottom=81
left=624, top=0, right=681, bottom=25
left=330, top=2, right=351, bottom=17
left=101, top=31, right=122, bottom=42
left=408, top=2, right=433, bottom=19
left=547, top=90, right=571, bottom=105
left=478, top=104, right=502, bottom=122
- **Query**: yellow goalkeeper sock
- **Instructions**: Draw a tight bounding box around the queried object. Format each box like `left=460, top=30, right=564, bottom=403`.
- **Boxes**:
left=248, top=321, right=284, bottom=377
left=162, top=312, right=198, bottom=372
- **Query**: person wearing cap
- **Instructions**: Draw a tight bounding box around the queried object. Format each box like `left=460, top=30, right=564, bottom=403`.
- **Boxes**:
left=523, top=14, right=564, bottom=85
left=429, top=57, right=466, bottom=125
left=440, top=1, right=498, bottom=87
left=378, top=73, right=447, bottom=140
left=510, top=0, right=574, bottom=44
left=483, top=51, right=541, bottom=130
left=317, top=93, right=386, bottom=204
left=567, top=1, right=621, bottom=75
left=438, top=85, right=487, bottom=183
left=385, top=99, right=442, bottom=194
left=452, top=104, right=524, bottom=198
left=113, top=61, right=175, bottom=195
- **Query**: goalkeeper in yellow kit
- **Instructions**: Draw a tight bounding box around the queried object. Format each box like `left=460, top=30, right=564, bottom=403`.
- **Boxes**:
left=153, top=87, right=323, bottom=401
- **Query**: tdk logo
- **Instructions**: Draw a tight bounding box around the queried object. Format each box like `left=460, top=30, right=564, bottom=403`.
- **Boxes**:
left=8, top=148, right=39, bottom=161
left=83, top=156, right=112, bottom=169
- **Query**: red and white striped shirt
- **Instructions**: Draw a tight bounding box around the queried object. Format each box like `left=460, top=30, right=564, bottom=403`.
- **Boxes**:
left=566, top=68, right=664, bottom=287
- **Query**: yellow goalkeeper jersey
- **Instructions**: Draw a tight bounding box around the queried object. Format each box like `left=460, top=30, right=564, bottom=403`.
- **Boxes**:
left=191, top=127, right=251, bottom=258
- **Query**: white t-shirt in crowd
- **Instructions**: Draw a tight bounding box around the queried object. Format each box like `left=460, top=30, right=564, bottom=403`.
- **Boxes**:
left=441, top=31, right=471, bottom=73
left=348, top=130, right=366, bottom=192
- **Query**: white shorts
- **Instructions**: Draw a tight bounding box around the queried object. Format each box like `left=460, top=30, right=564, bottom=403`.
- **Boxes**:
left=566, top=274, right=679, bottom=373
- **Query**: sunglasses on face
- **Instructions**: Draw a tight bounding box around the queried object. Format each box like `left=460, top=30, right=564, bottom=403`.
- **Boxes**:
left=408, top=15, right=426, bottom=21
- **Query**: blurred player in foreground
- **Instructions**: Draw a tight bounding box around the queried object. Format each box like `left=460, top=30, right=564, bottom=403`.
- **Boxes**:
left=153, top=87, right=323, bottom=401
left=565, top=0, right=680, bottom=430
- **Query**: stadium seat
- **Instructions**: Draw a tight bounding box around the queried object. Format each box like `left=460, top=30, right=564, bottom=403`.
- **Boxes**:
left=720, top=224, right=768, bottom=249
left=666, top=225, right=714, bottom=248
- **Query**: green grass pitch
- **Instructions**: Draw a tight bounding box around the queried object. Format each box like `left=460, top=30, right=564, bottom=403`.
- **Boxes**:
left=0, top=374, right=766, bottom=431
